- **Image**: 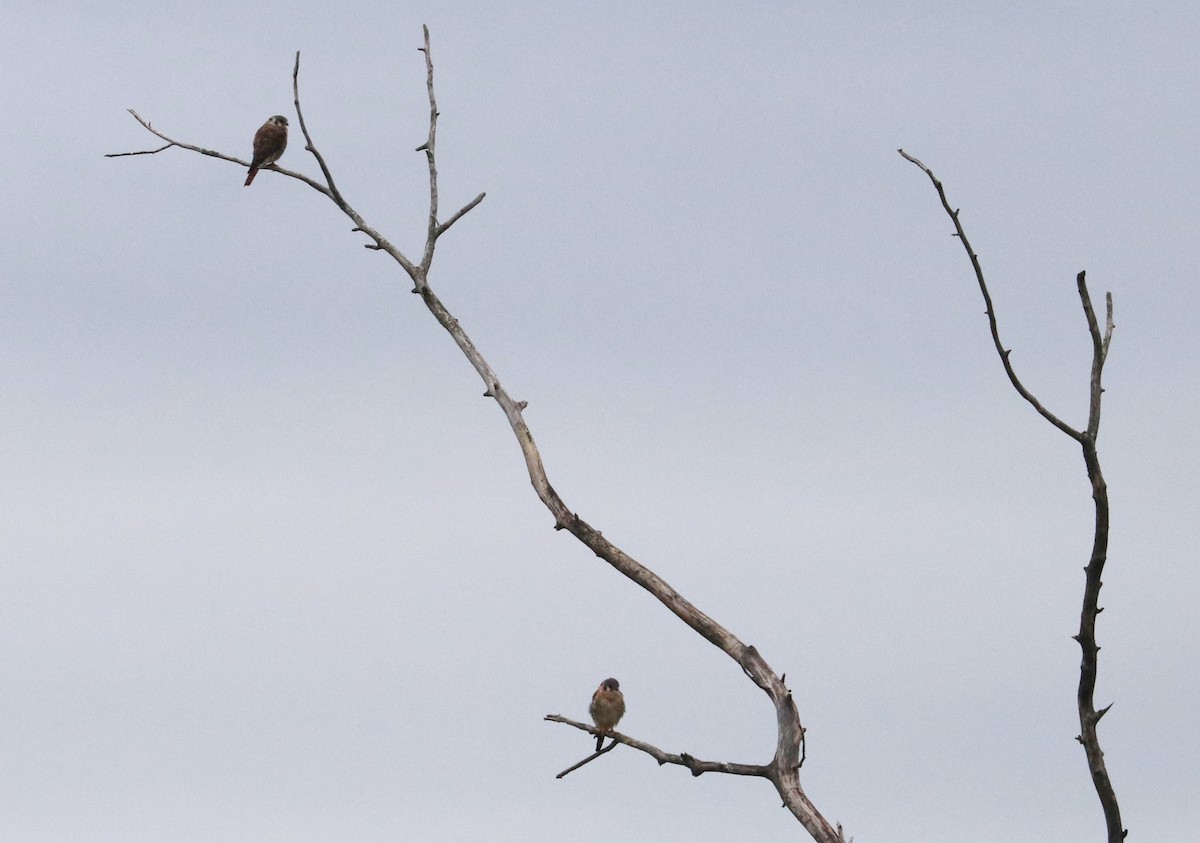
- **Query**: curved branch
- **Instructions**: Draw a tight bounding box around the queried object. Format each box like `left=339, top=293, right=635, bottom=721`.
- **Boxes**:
left=111, top=31, right=845, bottom=843
left=291, top=52, right=347, bottom=207
left=901, top=151, right=1125, bottom=842
left=403, top=35, right=839, bottom=843
left=897, top=149, right=1081, bottom=441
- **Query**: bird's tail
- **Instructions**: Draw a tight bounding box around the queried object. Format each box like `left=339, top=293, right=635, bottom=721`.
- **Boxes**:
left=244, top=167, right=258, bottom=186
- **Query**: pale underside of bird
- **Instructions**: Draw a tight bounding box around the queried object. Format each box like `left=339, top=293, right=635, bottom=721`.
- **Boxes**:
left=589, top=677, right=625, bottom=751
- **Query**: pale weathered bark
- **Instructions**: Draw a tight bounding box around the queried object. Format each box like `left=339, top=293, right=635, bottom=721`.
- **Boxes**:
left=111, top=27, right=846, bottom=843
left=107, top=30, right=1128, bottom=843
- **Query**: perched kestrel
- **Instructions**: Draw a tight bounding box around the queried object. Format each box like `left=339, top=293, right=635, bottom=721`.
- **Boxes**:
left=589, top=677, right=625, bottom=751
left=244, top=115, right=289, bottom=186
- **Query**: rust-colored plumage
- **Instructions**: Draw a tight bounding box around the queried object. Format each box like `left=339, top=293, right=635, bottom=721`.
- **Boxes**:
left=244, top=115, right=288, bottom=186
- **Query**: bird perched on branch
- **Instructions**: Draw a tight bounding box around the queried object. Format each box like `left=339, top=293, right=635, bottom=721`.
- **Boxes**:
left=244, top=115, right=288, bottom=186
left=589, top=677, right=625, bottom=751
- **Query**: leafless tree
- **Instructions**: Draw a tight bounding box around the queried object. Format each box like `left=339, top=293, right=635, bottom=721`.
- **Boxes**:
left=900, top=150, right=1124, bottom=842
left=109, top=28, right=1125, bottom=843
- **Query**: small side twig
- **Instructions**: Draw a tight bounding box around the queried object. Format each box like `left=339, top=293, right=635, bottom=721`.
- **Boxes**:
left=412, top=24, right=487, bottom=286
left=552, top=735, right=621, bottom=779
left=291, top=51, right=345, bottom=206
left=897, top=149, right=1080, bottom=441
left=104, top=142, right=174, bottom=158
left=438, top=192, right=487, bottom=238
left=544, top=715, right=770, bottom=779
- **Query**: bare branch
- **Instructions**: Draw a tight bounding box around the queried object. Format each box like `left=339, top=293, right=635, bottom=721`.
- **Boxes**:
left=104, top=141, right=174, bottom=158
left=1076, top=371, right=1121, bottom=841
left=438, top=192, right=487, bottom=238
left=108, top=81, right=421, bottom=278
left=113, top=32, right=842, bottom=843
left=545, top=715, right=771, bottom=779
left=420, top=24, right=438, bottom=270
left=897, top=149, right=1081, bottom=441
left=1103, top=293, right=1115, bottom=357
left=416, top=24, right=440, bottom=283
left=550, top=733, right=622, bottom=779
left=395, top=31, right=840, bottom=842
left=902, top=151, right=1125, bottom=842
left=109, top=109, right=333, bottom=195
left=291, top=52, right=346, bottom=207
left=1076, top=271, right=1113, bottom=442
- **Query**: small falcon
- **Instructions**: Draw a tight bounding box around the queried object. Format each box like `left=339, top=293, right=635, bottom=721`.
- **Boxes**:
left=244, top=115, right=289, bottom=186
left=589, top=677, right=625, bottom=751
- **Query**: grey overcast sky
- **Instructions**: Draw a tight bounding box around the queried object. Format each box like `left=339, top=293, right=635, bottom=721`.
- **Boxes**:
left=2, top=2, right=1197, bottom=841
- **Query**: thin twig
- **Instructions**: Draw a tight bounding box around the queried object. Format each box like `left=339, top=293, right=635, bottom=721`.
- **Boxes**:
left=552, top=735, right=621, bottom=779
left=104, top=142, right=174, bottom=158
left=544, top=715, right=771, bottom=779
left=897, top=149, right=1081, bottom=441
left=291, top=52, right=346, bottom=206
left=438, top=192, right=487, bottom=238
left=417, top=24, right=440, bottom=282
left=110, top=109, right=331, bottom=195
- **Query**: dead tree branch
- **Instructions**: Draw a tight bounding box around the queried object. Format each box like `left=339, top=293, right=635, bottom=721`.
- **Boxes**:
left=544, top=715, right=768, bottom=782
left=548, top=728, right=623, bottom=779
left=899, top=149, right=1126, bottom=842
left=544, top=714, right=772, bottom=780
left=111, top=27, right=846, bottom=843
left=106, top=109, right=329, bottom=194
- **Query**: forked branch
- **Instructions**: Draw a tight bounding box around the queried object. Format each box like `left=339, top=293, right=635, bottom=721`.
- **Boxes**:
left=111, top=27, right=845, bottom=843
left=544, top=715, right=771, bottom=779
left=900, top=150, right=1126, bottom=842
